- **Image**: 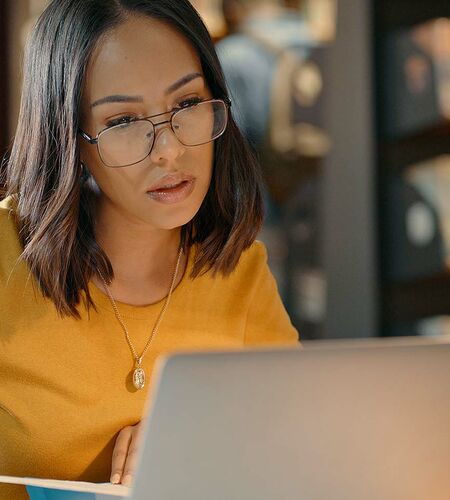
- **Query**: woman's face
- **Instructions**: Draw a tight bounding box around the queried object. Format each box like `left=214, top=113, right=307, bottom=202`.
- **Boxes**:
left=79, top=15, right=214, bottom=230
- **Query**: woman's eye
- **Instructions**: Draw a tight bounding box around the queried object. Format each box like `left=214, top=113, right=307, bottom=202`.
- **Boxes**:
left=177, top=97, right=204, bottom=109
left=106, top=116, right=135, bottom=128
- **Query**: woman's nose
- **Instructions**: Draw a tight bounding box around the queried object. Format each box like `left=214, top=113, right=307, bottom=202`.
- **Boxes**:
left=149, top=125, right=186, bottom=164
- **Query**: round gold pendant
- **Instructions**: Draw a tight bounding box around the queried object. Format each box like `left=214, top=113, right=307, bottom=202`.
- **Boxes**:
left=133, top=367, right=146, bottom=390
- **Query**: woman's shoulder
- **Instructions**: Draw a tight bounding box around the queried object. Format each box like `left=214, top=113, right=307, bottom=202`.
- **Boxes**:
left=191, top=240, right=269, bottom=291
left=0, top=195, right=18, bottom=219
left=225, top=239, right=269, bottom=284
left=0, top=196, right=24, bottom=283
left=0, top=195, right=21, bottom=242
left=238, top=239, right=268, bottom=267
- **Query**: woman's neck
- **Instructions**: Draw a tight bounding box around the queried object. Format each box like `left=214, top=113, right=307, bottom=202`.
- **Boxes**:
left=91, top=195, right=186, bottom=306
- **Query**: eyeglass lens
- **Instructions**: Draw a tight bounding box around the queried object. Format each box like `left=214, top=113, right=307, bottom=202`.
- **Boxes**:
left=98, top=100, right=227, bottom=167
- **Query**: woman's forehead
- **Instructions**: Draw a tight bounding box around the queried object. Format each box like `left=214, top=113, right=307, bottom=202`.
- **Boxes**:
left=84, top=15, right=203, bottom=104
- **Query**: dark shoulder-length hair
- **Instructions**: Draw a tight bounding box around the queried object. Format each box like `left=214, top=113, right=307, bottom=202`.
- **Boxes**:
left=3, top=0, right=264, bottom=319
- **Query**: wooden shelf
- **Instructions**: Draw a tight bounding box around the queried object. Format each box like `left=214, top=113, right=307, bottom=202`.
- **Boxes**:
left=375, top=0, right=450, bottom=31
left=383, top=271, right=450, bottom=324
left=379, top=122, right=450, bottom=172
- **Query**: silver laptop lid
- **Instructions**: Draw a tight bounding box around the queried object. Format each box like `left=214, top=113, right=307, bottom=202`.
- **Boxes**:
left=131, top=339, right=450, bottom=500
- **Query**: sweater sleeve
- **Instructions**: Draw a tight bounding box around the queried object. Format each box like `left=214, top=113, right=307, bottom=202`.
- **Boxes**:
left=244, top=242, right=300, bottom=346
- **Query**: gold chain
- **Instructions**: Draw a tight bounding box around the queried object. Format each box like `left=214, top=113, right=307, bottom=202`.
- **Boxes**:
left=98, top=246, right=183, bottom=389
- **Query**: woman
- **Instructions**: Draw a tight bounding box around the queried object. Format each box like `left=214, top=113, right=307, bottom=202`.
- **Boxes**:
left=0, top=0, right=299, bottom=497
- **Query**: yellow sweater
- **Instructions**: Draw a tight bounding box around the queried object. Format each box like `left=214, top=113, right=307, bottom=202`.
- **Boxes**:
left=0, top=196, right=299, bottom=499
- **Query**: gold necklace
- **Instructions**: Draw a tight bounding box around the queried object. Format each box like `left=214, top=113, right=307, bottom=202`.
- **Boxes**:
left=98, top=246, right=183, bottom=390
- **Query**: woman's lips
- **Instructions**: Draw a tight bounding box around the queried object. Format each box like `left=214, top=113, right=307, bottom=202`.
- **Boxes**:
left=146, top=179, right=196, bottom=204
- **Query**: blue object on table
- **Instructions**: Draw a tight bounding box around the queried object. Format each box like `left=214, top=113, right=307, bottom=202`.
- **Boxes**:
left=27, top=486, right=97, bottom=500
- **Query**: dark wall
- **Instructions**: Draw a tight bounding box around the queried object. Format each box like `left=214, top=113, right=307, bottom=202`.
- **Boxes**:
left=0, top=1, right=9, bottom=196
left=0, top=1, right=9, bottom=150
left=0, top=1, right=9, bottom=197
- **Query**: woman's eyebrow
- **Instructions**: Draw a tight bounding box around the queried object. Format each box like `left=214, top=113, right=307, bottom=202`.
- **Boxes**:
left=90, top=72, right=204, bottom=109
left=90, top=94, right=142, bottom=108
left=165, top=72, right=203, bottom=95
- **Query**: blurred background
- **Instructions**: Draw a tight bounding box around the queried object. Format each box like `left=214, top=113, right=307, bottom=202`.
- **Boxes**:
left=1, top=0, right=450, bottom=340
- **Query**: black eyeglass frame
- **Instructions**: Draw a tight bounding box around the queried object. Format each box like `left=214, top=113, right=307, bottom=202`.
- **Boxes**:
left=78, top=97, right=231, bottom=168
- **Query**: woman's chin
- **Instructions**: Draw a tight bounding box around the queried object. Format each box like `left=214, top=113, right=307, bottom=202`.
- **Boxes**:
left=142, top=208, right=200, bottom=231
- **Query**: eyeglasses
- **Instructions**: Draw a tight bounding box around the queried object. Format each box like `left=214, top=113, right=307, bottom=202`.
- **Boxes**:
left=79, top=98, right=230, bottom=168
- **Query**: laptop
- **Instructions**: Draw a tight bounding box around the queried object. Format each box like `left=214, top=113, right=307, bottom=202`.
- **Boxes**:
left=130, top=336, right=450, bottom=500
